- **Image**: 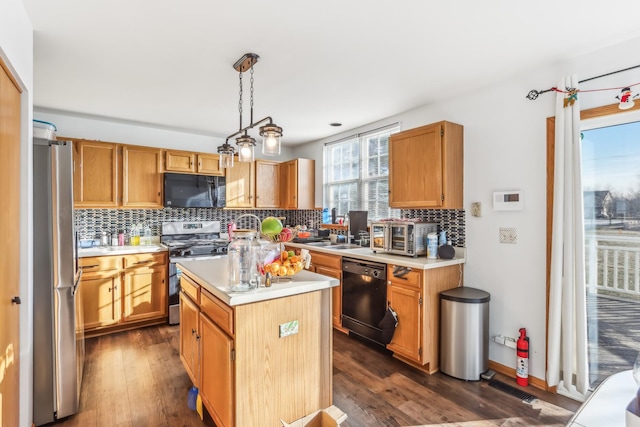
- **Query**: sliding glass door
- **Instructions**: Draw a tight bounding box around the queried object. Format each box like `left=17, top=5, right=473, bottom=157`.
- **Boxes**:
left=581, top=115, right=640, bottom=388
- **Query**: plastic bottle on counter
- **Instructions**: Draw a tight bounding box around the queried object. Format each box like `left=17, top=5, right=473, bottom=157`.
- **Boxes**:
left=439, top=230, right=447, bottom=246
left=130, top=225, right=140, bottom=246
left=142, top=223, right=152, bottom=245
left=100, top=231, right=110, bottom=247
left=111, top=232, right=118, bottom=246
left=118, top=230, right=125, bottom=246
left=427, top=232, right=438, bottom=259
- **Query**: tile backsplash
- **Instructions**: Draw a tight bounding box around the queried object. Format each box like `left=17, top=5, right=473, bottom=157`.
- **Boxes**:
left=74, top=208, right=324, bottom=240
left=401, top=209, right=465, bottom=247
left=74, top=208, right=465, bottom=246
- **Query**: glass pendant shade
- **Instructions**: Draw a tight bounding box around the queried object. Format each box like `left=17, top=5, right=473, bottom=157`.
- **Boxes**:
left=236, top=134, right=256, bottom=162
left=260, top=124, right=282, bottom=156
left=219, top=151, right=234, bottom=169
left=217, top=142, right=235, bottom=169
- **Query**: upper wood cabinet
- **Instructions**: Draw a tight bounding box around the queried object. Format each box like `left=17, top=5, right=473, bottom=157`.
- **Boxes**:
left=280, top=158, right=315, bottom=209
left=122, top=145, right=163, bottom=208
left=165, top=150, right=223, bottom=176
left=225, top=160, right=255, bottom=208
left=72, top=140, right=119, bottom=207
left=388, top=121, right=463, bottom=209
left=71, top=139, right=163, bottom=208
left=255, top=160, right=280, bottom=208
left=164, top=150, right=195, bottom=173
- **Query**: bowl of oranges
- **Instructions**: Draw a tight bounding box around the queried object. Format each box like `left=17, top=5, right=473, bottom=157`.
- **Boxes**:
left=263, top=250, right=307, bottom=277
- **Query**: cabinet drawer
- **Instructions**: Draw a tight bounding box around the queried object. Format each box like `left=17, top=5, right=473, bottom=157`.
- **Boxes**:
left=80, top=255, right=121, bottom=273
left=124, top=252, right=166, bottom=268
left=201, top=288, right=234, bottom=337
left=388, top=265, right=422, bottom=289
left=310, top=251, right=341, bottom=270
left=180, top=274, right=200, bottom=304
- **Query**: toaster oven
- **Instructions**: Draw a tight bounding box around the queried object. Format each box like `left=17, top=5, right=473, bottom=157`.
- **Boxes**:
left=370, top=221, right=437, bottom=257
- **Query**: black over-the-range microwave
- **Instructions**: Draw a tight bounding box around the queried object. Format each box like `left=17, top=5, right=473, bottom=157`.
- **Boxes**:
left=163, top=172, right=226, bottom=208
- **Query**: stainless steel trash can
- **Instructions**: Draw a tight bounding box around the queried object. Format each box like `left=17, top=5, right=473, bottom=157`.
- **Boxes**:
left=440, top=287, right=490, bottom=381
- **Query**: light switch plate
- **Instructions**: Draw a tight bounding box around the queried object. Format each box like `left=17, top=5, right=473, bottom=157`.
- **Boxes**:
left=499, top=227, right=517, bottom=244
left=279, top=320, right=299, bottom=338
left=471, top=202, right=482, bottom=217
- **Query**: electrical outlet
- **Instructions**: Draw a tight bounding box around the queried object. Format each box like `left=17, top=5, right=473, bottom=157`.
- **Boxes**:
left=493, top=335, right=506, bottom=345
left=471, top=202, right=482, bottom=217
left=505, top=337, right=517, bottom=348
left=499, top=227, right=517, bottom=244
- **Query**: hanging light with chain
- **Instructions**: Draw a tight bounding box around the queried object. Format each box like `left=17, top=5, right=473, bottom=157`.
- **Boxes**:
left=218, top=53, right=283, bottom=167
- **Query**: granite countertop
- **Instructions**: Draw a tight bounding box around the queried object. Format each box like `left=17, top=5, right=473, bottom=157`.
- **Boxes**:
left=177, top=256, right=339, bottom=307
left=284, top=241, right=466, bottom=269
left=78, top=243, right=168, bottom=258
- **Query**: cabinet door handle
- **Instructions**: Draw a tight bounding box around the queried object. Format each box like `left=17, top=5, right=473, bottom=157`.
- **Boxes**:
left=133, top=260, right=152, bottom=265
left=192, top=328, right=196, bottom=336
left=11, top=296, right=21, bottom=305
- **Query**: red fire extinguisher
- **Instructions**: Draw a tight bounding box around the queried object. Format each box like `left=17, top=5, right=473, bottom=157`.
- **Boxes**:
left=516, top=328, right=529, bottom=387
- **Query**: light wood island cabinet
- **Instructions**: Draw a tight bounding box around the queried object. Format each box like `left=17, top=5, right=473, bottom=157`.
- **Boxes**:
left=388, top=121, right=463, bottom=209
left=79, top=251, right=168, bottom=337
left=178, top=260, right=335, bottom=427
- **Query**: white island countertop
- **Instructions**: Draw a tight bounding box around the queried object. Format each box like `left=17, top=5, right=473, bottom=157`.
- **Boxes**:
left=285, top=242, right=466, bottom=270
left=177, top=256, right=339, bottom=307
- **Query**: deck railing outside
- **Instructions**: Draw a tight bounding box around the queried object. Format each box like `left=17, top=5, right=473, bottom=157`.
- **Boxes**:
left=585, top=232, right=640, bottom=297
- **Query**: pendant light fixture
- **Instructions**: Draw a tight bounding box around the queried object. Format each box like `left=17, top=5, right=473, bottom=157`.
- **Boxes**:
left=218, top=53, right=283, bottom=167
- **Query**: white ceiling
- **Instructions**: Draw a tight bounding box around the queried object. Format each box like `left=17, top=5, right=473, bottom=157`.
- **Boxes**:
left=23, top=0, right=640, bottom=145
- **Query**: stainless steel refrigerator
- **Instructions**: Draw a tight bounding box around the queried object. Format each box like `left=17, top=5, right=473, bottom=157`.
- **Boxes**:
left=33, top=121, right=84, bottom=425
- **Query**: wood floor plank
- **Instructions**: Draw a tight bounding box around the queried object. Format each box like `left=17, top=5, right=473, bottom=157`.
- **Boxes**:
left=52, top=323, right=578, bottom=427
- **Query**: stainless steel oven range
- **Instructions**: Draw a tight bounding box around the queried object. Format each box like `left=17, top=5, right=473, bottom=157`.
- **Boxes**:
left=161, top=221, right=229, bottom=324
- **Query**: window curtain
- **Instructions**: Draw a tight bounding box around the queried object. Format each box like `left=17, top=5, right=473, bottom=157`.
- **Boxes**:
left=547, top=75, right=590, bottom=400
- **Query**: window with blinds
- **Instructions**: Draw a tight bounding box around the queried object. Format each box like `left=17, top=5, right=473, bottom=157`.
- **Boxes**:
left=323, top=124, right=400, bottom=221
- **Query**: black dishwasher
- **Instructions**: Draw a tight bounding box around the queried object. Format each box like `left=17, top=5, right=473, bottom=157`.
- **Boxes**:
left=341, top=257, right=387, bottom=346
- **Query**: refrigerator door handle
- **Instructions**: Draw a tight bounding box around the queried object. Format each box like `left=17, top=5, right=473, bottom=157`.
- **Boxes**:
left=72, top=270, right=82, bottom=296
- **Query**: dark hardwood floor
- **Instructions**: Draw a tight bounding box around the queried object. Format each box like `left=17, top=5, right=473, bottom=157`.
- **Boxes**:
left=49, top=324, right=580, bottom=427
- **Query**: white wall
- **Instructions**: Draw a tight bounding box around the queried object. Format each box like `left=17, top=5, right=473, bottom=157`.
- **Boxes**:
left=33, top=109, right=296, bottom=159
left=293, top=35, right=640, bottom=381
left=0, top=0, right=33, bottom=425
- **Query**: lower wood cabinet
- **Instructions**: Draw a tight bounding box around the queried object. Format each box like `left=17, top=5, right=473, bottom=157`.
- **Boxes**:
left=179, top=290, right=200, bottom=386
left=387, top=279, right=422, bottom=362
left=80, top=270, right=121, bottom=330
left=200, top=312, right=234, bottom=427
left=385, top=264, right=462, bottom=373
left=180, top=275, right=235, bottom=427
left=79, top=252, right=168, bottom=336
left=122, top=264, right=167, bottom=322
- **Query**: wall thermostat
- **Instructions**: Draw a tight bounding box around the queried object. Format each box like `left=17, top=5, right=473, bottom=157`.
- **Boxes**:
left=493, top=190, right=523, bottom=211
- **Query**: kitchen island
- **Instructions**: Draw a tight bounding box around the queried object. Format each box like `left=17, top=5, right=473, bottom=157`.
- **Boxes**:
left=177, top=257, right=339, bottom=427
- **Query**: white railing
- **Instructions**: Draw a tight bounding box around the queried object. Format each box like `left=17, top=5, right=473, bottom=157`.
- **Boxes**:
left=585, top=233, right=640, bottom=297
